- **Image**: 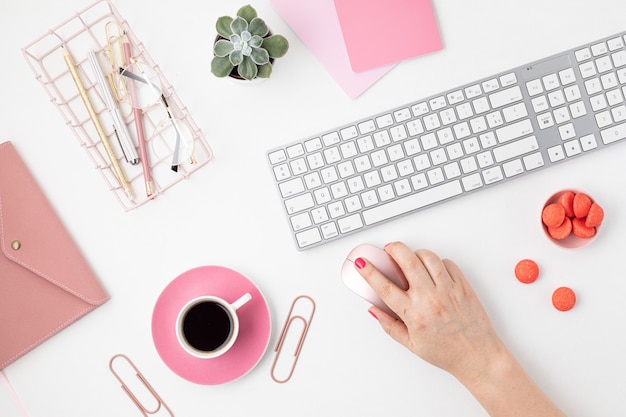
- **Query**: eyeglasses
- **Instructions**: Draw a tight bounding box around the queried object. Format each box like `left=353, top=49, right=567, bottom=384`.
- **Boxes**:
left=119, top=59, right=196, bottom=171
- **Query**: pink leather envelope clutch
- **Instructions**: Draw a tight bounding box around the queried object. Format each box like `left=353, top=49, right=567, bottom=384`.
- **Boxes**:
left=0, top=141, right=109, bottom=369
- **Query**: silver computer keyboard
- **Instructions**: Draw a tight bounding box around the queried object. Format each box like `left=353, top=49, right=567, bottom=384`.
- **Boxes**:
left=267, top=31, right=626, bottom=250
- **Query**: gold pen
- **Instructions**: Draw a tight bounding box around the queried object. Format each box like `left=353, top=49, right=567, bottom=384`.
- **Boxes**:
left=62, top=45, right=133, bottom=199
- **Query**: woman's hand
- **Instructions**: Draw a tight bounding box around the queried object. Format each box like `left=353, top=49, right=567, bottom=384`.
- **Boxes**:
left=355, top=241, right=567, bottom=417
left=354, top=241, right=504, bottom=381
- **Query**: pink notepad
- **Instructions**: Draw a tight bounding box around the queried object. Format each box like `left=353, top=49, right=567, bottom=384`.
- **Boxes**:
left=271, top=0, right=395, bottom=99
left=334, top=0, right=442, bottom=72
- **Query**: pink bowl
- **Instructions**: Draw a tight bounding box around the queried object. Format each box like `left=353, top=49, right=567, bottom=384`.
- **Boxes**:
left=541, top=189, right=601, bottom=249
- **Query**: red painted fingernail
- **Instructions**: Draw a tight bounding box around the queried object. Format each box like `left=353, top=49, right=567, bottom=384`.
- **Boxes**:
left=355, top=257, right=366, bottom=269
left=369, top=310, right=378, bottom=320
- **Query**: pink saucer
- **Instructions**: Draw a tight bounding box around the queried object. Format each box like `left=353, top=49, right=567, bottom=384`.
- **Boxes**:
left=152, top=266, right=271, bottom=385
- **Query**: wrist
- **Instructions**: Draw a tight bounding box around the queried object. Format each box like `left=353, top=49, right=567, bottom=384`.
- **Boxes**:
left=453, top=339, right=515, bottom=392
left=453, top=344, right=567, bottom=417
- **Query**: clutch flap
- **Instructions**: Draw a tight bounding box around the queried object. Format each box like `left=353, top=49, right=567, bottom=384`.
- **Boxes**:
left=0, top=141, right=108, bottom=306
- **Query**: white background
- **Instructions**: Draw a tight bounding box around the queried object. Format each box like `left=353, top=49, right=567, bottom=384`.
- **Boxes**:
left=2, top=0, right=626, bottom=416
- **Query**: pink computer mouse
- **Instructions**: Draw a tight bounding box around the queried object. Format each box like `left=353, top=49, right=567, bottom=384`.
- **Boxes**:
left=340, top=243, right=409, bottom=316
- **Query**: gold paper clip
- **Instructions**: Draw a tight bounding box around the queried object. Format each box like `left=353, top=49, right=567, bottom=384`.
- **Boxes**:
left=103, top=21, right=128, bottom=103
left=109, top=354, right=174, bottom=417
left=270, top=295, right=316, bottom=383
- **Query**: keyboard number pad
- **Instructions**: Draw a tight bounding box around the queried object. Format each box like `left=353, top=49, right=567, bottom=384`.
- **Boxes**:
left=575, top=36, right=626, bottom=146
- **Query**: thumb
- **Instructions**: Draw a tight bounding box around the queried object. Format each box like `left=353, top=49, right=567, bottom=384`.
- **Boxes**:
left=369, top=306, right=410, bottom=347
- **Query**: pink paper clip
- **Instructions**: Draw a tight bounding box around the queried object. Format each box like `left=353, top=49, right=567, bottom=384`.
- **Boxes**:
left=270, top=295, right=316, bottom=383
left=109, top=354, right=174, bottom=416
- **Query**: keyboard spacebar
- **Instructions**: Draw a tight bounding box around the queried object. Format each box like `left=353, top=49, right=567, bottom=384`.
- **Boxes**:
left=363, top=181, right=463, bottom=225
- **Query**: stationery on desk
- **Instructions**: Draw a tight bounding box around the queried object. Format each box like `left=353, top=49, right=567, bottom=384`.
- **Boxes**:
left=23, top=0, right=214, bottom=210
left=271, top=0, right=395, bottom=99
left=271, top=0, right=442, bottom=98
left=333, top=0, right=442, bottom=72
left=62, top=45, right=134, bottom=199
left=87, top=49, right=139, bottom=166
left=122, top=33, right=154, bottom=197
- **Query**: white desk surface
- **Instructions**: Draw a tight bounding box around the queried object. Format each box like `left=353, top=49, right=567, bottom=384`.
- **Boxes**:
left=2, top=1, right=626, bottom=416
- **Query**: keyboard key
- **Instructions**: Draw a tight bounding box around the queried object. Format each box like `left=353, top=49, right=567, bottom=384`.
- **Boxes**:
left=338, top=214, right=364, bottom=233
left=502, top=103, right=528, bottom=123
left=314, top=187, right=332, bottom=204
left=268, top=149, right=286, bottom=164
left=465, top=84, right=482, bottom=98
left=575, top=47, right=591, bottom=62
left=339, top=126, right=358, bottom=141
left=363, top=181, right=463, bottom=225
left=429, top=96, right=447, bottom=111
left=447, top=90, right=464, bottom=104
left=285, top=193, right=314, bottom=215
left=287, top=144, right=305, bottom=158
left=564, top=139, right=582, bottom=157
left=358, top=120, right=376, bottom=135
left=558, top=68, right=576, bottom=85
left=412, top=102, right=429, bottom=116
left=591, top=42, right=608, bottom=56
left=542, top=73, right=560, bottom=91
left=394, top=178, right=412, bottom=196
left=461, top=173, right=483, bottom=191
left=564, top=85, right=582, bottom=102
left=596, top=56, right=613, bottom=73
left=331, top=182, right=348, bottom=199
left=361, top=190, right=379, bottom=207
left=320, top=222, right=339, bottom=239
left=548, top=145, right=565, bottom=162
left=460, top=156, right=478, bottom=173
left=304, top=138, right=322, bottom=152
left=273, top=163, right=291, bottom=181
left=344, top=196, right=362, bottom=213
left=526, top=79, right=543, bottom=96
left=323, top=131, right=341, bottom=145
left=558, top=123, right=576, bottom=140
left=495, top=119, right=533, bottom=143
left=601, top=121, right=626, bottom=144
left=493, top=135, right=539, bottom=163
left=612, top=50, right=626, bottom=68
left=376, top=114, right=394, bottom=129
left=500, top=72, right=517, bottom=86
left=482, top=78, right=500, bottom=93
left=612, top=105, right=626, bottom=122
left=323, top=147, right=341, bottom=164
left=328, top=201, right=346, bottom=218
left=580, top=134, right=598, bottom=151
left=307, top=208, right=326, bottom=224
left=579, top=61, right=597, bottom=78
left=295, top=228, right=322, bottom=248
left=608, top=37, right=625, bottom=51
left=340, top=141, right=358, bottom=158
left=290, top=212, right=312, bottom=231
left=503, top=159, right=524, bottom=177
left=482, top=166, right=503, bottom=184
left=279, top=177, right=305, bottom=198
left=536, top=112, right=555, bottom=129
left=522, top=152, right=544, bottom=170
left=570, top=101, right=587, bottom=118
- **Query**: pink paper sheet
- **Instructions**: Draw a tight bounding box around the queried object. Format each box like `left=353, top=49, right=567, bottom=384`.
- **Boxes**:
left=271, top=0, right=395, bottom=99
left=334, top=0, right=442, bottom=72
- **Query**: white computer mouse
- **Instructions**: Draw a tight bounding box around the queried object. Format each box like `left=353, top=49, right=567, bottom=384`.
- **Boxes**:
left=340, top=243, right=409, bottom=316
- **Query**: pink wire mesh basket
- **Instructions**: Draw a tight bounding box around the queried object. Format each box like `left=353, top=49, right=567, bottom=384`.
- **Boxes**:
left=22, top=0, right=214, bottom=210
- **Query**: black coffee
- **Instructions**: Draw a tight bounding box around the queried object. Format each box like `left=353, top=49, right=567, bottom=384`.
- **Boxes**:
left=182, top=301, right=233, bottom=352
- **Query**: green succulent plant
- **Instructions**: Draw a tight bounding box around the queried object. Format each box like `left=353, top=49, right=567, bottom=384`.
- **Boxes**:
left=211, top=5, right=289, bottom=81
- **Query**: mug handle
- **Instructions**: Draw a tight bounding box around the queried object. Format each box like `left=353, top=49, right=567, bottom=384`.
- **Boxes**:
left=231, top=293, right=252, bottom=310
